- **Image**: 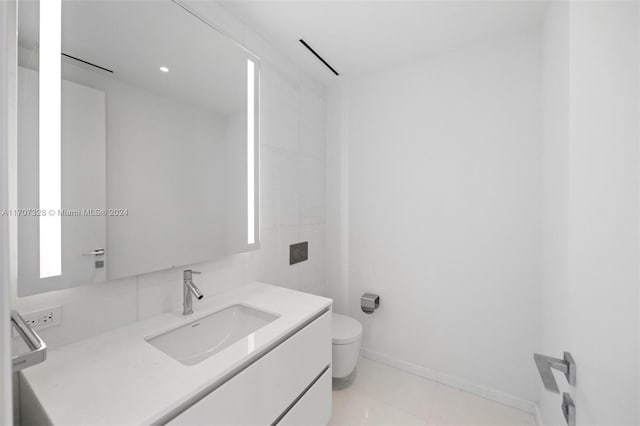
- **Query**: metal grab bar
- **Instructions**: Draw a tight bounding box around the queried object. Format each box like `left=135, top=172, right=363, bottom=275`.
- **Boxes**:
left=534, top=352, right=576, bottom=393
left=11, top=310, right=47, bottom=372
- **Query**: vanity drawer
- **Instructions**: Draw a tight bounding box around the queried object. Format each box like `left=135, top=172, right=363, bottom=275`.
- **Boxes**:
left=168, top=310, right=331, bottom=425
left=276, top=367, right=332, bottom=426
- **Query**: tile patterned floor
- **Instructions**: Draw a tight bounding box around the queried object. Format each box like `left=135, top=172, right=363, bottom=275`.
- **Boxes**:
left=329, top=358, right=537, bottom=426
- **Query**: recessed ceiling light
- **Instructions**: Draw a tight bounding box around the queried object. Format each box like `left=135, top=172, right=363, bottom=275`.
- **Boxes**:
left=159, top=66, right=169, bottom=73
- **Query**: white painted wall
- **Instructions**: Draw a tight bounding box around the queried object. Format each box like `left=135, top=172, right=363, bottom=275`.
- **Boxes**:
left=10, top=1, right=326, bottom=351
left=329, top=31, right=542, bottom=404
left=540, top=2, right=640, bottom=424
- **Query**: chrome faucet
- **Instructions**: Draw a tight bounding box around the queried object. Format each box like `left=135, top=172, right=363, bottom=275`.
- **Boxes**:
left=183, top=269, right=204, bottom=316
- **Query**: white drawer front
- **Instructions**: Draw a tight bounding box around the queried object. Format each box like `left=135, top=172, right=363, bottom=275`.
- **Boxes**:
left=277, top=367, right=331, bottom=426
left=169, top=311, right=331, bottom=425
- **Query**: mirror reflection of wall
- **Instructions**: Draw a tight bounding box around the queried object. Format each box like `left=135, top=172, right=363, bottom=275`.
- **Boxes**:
left=15, top=0, right=259, bottom=296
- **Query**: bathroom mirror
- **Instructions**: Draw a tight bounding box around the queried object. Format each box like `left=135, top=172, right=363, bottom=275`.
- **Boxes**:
left=14, top=0, right=259, bottom=296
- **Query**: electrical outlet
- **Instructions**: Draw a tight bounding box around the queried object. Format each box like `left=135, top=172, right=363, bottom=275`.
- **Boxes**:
left=19, top=306, right=62, bottom=331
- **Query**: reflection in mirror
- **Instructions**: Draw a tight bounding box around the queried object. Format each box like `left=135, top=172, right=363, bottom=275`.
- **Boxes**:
left=15, top=0, right=260, bottom=296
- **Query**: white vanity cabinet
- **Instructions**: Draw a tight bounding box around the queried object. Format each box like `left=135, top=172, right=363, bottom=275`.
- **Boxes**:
left=277, top=366, right=332, bottom=426
left=168, top=311, right=332, bottom=425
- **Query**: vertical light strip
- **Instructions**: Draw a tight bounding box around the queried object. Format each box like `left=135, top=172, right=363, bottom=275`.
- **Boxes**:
left=39, top=0, right=62, bottom=278
left=247, top=59, right=255, bottom=245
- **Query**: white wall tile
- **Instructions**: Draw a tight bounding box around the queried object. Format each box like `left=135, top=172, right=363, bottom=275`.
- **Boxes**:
left=137, top=254, right=245, bottom=321
left=192, top=254, right=245, bottom=296
left=247, top=227, right=301, bottom=290
left=260, top=66, right=300, bottom=154
left=13, top=277, right=138, bottom=349
left=300, top=86, right=326, bottom=160
left=325, top=85, right=350, bottom=315
left=261, top=146, right=300, bottom=230
left=299, top=156, right=326, bottom=226
left=137, top=268, right=182, bottom=321
left=299, top=224, right=326, bottom=291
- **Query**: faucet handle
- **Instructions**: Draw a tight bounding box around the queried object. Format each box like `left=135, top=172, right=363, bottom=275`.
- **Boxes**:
left=183, top=269, right=201, bottom=280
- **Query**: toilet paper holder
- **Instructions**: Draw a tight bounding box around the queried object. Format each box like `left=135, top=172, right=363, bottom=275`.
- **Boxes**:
left=361, top=293, right=380, bottom=314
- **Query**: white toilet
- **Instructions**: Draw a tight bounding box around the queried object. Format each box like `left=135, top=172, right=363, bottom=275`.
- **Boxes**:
left=331, top=312, right=363, bottom=378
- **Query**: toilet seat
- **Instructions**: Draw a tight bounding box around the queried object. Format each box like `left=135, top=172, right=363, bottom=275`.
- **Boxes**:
left=332, top=313, right=362, bottom=345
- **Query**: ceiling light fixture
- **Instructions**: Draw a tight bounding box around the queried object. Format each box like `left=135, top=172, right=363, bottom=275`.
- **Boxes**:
left=159, top=66, right=169, bottom=73
left=299, top=39, right=339, bottom=76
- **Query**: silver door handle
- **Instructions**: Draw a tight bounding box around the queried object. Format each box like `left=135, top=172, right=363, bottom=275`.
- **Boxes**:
left=534, top=352, right=576, bottom=393
left=11, top=310, right=47, bottom=372
left=562, top=392, right=576, bottom=426
left=82, top=248, right=105, bottom=256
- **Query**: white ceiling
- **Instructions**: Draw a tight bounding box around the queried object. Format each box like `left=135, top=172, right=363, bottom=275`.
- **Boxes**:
left=221, top=0, right=549, bottom=85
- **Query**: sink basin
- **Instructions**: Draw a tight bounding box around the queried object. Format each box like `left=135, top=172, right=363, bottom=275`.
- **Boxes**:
left=146, top=304, right=279, bottom=366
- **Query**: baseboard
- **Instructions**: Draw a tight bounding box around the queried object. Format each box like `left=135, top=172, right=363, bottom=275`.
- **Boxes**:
left=534, top=403, right=544, bottom=426
left=361, top=347, right=539, bottom=417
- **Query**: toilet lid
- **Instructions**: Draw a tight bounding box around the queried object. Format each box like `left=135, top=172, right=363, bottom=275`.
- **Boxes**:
left=332, top=313, right=363, bottom=345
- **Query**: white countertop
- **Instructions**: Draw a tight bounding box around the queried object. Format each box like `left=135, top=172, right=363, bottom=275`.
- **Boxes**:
left=21, top=282, right=332, bottom=425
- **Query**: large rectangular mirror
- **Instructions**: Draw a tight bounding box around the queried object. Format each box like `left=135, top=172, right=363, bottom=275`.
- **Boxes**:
left=14, top=0, right=260, bottom=296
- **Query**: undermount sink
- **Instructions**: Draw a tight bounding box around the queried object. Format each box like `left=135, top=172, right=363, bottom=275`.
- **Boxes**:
left=146, top=304, right=279, bottom=366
